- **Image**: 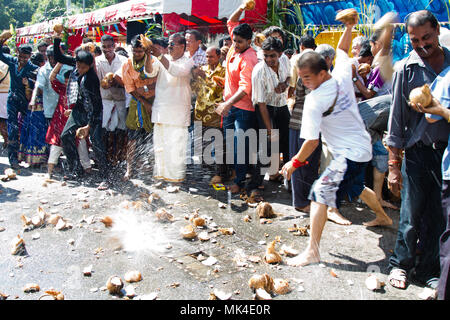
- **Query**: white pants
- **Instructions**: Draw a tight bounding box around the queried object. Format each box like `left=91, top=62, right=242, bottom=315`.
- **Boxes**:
left=153, top=123, right=188, bottom=182
left=48, top=140, right=91, bottom=170
left=102, top=99, right=127, bottom=131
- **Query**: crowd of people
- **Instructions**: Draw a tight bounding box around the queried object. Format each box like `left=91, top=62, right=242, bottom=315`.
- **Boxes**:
left=0, top=4, right=449, bottom=300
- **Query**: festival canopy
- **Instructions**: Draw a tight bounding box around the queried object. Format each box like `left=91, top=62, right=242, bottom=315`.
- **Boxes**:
left=16, top=0, right=268, bottom=37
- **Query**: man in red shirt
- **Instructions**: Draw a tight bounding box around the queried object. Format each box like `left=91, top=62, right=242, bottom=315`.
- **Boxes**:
left=216, top=4, right=259, bottom=196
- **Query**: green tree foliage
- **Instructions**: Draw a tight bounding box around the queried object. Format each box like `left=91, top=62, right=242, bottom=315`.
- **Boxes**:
left=0, top=0, right=38, bottom=29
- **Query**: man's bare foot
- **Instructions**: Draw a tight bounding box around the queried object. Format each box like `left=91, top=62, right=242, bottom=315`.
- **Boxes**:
left=363, top=216, right=393, bottom=227
left=228, top=184, right=241, bottom=194
left=327, top=208, right=352, bottom=225
left=295, top=205, right=310, bottom=213
left=287, top=249, right=320, bottom=267
left=380, top=199, right=399, bottom=210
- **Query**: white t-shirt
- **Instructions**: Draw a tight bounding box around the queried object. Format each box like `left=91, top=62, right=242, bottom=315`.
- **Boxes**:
left=300, top=49, right=372, bottom=162
left=151, top=55, right=194, bottom=127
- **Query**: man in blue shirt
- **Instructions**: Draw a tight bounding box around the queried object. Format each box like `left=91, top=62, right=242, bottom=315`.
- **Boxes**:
left=411, top=66, right=450, bottom=299
left=0, top=40, right=38, bottom=168
left=385, top=10, right=450, bottom=291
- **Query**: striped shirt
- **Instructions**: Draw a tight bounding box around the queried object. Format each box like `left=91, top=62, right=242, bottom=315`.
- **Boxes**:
left=251, top=56, right=290, bottom=107
left=288, top=51, right=312, bottom=130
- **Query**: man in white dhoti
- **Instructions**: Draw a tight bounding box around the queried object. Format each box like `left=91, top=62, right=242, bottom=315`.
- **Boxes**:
left=96, top=34, right=128, bottom=165
left=150, top=33, right=194, bottom=182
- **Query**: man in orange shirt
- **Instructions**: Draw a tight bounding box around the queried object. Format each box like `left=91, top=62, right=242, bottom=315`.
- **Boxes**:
left=216, top=4, right=259, bottom=197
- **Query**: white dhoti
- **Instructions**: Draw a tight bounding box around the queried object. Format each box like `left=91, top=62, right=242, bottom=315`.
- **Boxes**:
left=153, top=123, right=188, bottom=182
left=0, top=93, right=8, bottom=119
left=102, top=100, right=127, bottom=131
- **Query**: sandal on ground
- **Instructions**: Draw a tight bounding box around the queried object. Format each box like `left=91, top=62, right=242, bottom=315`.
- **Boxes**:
left=388, top=268, right=408, bottom=289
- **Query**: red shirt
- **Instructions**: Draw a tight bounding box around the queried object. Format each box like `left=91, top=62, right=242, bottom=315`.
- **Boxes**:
left=224, top=21, right=258, bottom=111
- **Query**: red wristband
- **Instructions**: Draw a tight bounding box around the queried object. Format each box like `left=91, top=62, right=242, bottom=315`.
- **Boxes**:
left=292, top=159, right=309, bottom=168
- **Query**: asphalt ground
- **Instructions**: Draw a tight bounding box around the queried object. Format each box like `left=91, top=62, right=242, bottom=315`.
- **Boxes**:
left=0, top=145, right=427, bottom=302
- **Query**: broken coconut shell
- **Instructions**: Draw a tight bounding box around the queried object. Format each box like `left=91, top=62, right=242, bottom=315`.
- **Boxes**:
left=181, top=224, right=197, bottom=239
left=248, top=273, right=274, bottom=294
left=218, top=227, right=234, bottom=235
left=155, top=208, right=174, bottom=222
left=280, top=244, right=299, bottom=257
left=47, top=214, right=61, bottom=226
left=254, top=288, right=272, bottom=300
left=41, top=290, right=64, bottom=300
left=273, top=279, right=291, bottom=295
left=124, top=271, right=142, bottom=283
left=106, top=276, right=124, bottom=295
left=192, top=217, right=206, bottom=227
left=23, top=283, right=40, bottom=293
left=4, top=168, right=16, bottom=179
left=365, top=274, right=385, bottom=291
left=11, top=235, right=26, bottom=255
left=255, top=202, right=277, bottom=218
left=198, top=231, right=210, bottom=241
left=409, top=84, right=432, bottom=108
left=264, top=240, right=282, bottom=264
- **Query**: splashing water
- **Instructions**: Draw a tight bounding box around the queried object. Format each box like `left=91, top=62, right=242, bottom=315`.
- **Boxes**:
left=109, top=208, right=180, bottom=254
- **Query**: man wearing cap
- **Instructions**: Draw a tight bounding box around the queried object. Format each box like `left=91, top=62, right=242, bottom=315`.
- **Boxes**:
left=0, top=41, right=38, bottom=168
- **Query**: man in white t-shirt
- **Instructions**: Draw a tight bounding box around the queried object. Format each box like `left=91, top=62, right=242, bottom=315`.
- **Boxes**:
left=281, top=17, right=392, bottom=267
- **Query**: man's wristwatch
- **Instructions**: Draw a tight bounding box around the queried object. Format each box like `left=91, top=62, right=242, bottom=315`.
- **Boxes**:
left=143, top=85, right=149, bottom=93
left=352, top=77, right=358, bottom=83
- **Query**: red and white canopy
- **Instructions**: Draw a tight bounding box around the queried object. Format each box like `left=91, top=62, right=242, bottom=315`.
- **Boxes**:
left=16, top=0, right=267, bottom=36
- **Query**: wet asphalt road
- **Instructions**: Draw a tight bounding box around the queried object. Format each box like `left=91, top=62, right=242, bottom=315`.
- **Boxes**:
left=0, top=147, right=425, bottom=301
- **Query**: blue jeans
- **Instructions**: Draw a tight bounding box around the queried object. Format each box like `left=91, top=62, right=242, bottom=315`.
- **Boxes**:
left=438, top=179, right=450, bottom=300
left=389, top=143, right=446, bottom=283
left=7, top=95, right=28, bottom=165
left=222, top=106, right=257, bottom=190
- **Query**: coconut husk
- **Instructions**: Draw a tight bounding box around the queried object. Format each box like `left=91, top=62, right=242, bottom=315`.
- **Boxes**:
left=255, top=202, right=277, bottom=218
left=0, top=31, right=12, bottom=41
left=53, top=24, right=63, bottom=34
left=139, top=34, right=153, bottom=49
left=243, top=0, right=256, bottom=11
left=248, top=273, right=274, bottom=294
left=409, top=84, right=432, bottom=108
left=335, top=8, right=358, bottom=24
left=358, top=63, right=371, bottom=76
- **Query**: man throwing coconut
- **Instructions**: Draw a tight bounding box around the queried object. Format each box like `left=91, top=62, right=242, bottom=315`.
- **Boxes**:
left=281, top=11, right=392, bottom=267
